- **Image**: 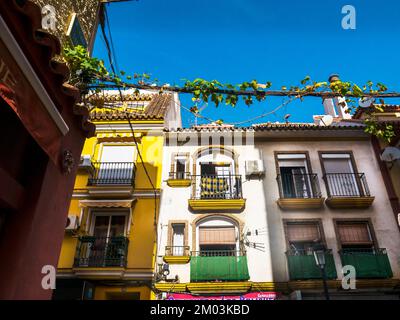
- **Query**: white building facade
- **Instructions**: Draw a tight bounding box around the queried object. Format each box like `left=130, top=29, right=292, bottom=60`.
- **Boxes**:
left=254, top=121, right=400, bottom=299
left=154, top=119, right=400, bottom=300
left=155, top=126, right=276, bottom=299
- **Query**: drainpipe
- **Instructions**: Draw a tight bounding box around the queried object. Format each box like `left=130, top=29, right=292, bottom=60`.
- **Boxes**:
left=371, top=136, right=400, bottom=231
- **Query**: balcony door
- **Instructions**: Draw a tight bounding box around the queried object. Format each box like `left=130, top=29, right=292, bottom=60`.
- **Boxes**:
left=199, top=226, right=236, bottom=254
left=322, top=154, right=360, bottom=196
left=277, top=154, right=312, bottom=198
left=286, top=222, right=323, bottom=255
left=98, top=145, right=135, bottom=184
left=337, top=222, right=374, bottom=252
left=280, top=167, right=311, bottom=198
left=171, top=224, right=185, bottom=256
left=89, top=214, right=127, bottom=266
left=199, top=163, right=235, bottom=199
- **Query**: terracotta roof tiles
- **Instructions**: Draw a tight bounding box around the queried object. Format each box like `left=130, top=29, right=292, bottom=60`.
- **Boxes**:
left=89, top=93, right=173, bottom=121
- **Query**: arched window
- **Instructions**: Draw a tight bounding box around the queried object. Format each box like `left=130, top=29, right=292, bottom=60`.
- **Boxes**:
left=195, top=216, right=239, bottom=255
left=193, top=147, right=241, bottom=199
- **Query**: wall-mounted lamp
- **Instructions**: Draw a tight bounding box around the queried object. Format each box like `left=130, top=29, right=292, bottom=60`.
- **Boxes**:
left=155, top=256, right=170, bottom=282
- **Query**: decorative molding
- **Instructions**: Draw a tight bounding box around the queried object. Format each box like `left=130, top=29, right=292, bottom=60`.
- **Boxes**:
left=87, top=186, right=134, bottom=198
left=71, top=268, right=154, bottom=280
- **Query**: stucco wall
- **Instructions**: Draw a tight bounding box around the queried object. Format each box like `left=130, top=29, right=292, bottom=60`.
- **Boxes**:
left=258, top=139, right=400, bottom=282
left=157, top=134, right=274, bottom=283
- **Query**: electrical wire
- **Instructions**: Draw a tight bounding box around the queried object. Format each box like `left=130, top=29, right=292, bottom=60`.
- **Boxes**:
left=104, top=4, right=120, bottom=74
left=98, top=3, right=159, bottom=293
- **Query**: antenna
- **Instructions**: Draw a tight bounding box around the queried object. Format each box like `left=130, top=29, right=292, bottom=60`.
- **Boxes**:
left=319, top=114, right=333, bottom=126
left=284, top=114, right=291, bottom=124
left=358, top=97, right=375, bottom=108
left=242, top=227, right=267, bottom=252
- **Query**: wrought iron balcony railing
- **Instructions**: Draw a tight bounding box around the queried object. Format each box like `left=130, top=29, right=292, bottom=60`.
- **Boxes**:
left=323, top=173, right=371, bottom=197
left=165, top=246, right=190, bottom=256
left=286, top=249, right=337, bottom=280
left=191, top=174, right=243, bottom=200
left=339, top=248, right=393, bottom=278
left=74, top=236, right=129, bottom=267
left=88, top=162, right=136, bottom=186
left=168, top=172, right=191, bottom=180
left=190, top=250, right=249, bottom=282
left=277, top=173, right=322, bottom=199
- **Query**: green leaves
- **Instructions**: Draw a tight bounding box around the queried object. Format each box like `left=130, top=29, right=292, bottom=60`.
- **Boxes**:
left=61, top=46, right=395, bottom=142
left=364, top=119, right=395, bottom=143
left=300, top=75, right=311, bottom=85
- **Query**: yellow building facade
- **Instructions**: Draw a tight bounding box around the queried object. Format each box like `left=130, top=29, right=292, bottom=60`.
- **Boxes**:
left=54, top=90, right=181, bottom=300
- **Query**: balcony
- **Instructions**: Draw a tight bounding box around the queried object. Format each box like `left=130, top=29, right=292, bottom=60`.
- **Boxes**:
left=276, top=173, right=325, bottom=210
left=188, top=174, right=245, bottom=212
left=323, top=173, right=374, bottom=208
left=339, top=248, right=393, bottom=278
left=166, top=172, right=192, bottom=188
left=163, top=246, right=191, bottom=264
left=74, top=236, right=129, bottom=268
left=190, top=250, right=250, bottom=282
left=88, top=162, right=136, bottom=185
left=87, top=162, right=136, bottom=197
left=286, top=249, right=337, bottom=280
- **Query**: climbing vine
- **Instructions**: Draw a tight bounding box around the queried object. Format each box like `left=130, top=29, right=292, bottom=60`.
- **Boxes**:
left=63, top=45, right=398, bottom=142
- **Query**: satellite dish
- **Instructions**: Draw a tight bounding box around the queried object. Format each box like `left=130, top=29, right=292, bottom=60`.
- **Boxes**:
left=381, top=147, right=400, bottom=162
left=319, top=114, right=333, bottom=126
left=358, top=97, right=375, bottom=108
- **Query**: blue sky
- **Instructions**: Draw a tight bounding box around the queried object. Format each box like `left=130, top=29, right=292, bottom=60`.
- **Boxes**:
left=94, top=0, right=400, bottom=127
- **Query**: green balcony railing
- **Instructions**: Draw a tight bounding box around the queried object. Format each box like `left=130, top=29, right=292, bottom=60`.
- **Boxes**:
left=339, top=248, right=393, bottom=278
left=190, top=250, right=250, bottom=282
left=286, top=249, right=337, bottom=280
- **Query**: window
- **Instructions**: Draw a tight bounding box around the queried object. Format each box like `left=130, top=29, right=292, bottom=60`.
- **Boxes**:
left=198, top=162, right=241, bottom=199
left=83, top=212, right=128, bottom=267
left=276, top=153, right=313, bottom=198
left=91, top=214, right=127, bottom=238
left=167, top=221, right=188, bottom=256
left=171, top=224, right=185, bottom=256
left=336, top=221, right=374, bottom=252
left=285, top=221, right=324, bottom=254
left=200, top=162, right=231, bottom=176
left=176, top=159, right=186, bottom=179
left=196, top=217, right=239, bottom=256
left=321, top=153, right=361, bottom=196
left=100, top=145, right=135, bottom=162
left=97, top=145, right=135, bottom=183
left=170, top=153, right=189, bottom=179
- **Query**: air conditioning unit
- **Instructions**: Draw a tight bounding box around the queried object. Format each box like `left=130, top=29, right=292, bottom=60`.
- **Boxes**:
left=65, top=215, right=79, bottom=231
left=78, top=155, right=94, bottom=174
left=245, top=160, right=265, bottom=177
left=79, top=155, right=92, bottom=168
